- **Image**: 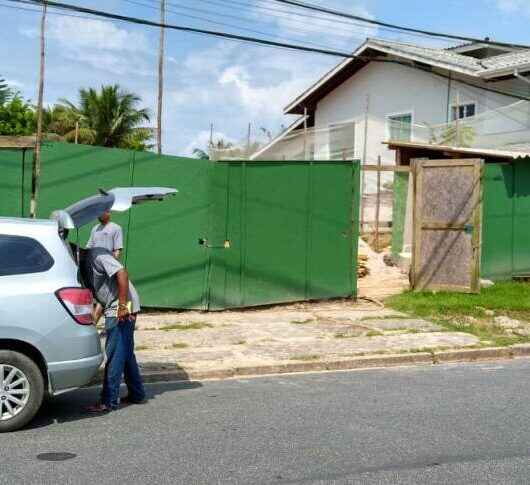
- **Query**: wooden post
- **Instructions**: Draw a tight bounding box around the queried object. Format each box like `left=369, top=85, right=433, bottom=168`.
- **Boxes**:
left=303, top=106, right=308, bottom=160
left=375, top=155, right=381, bottom=251
left=360, top=94, right=369, bottom=233
left=30, top=1, right=47, bottom=219
left=454, top=90, right=460, bottom=147
left=156, top=0, right=166, bottom=155
left=209, top=122, right=213, bottom=159
left=246, top=122, right=251, bottom=158
left=74, top=120, right=79, bottom=144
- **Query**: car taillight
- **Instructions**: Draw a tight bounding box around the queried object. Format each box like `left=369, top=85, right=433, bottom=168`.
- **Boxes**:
left=55, top=287, right=94, bottom=325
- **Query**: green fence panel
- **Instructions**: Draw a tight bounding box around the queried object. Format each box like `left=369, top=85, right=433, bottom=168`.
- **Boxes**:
left=481, top=163, right=514, bottom=280
left=391, top=171, right=409, bottom=258
left=513, top=161, right=530, bottom=276
left=2, top=142, right=359, bottom=310
left=206, top=160, right=357, bottom=310
left=0, top=149, right=25, bottom=217
left=125, top=151, right=210, bottom=309
left=308, top=161, right=354, bottom=300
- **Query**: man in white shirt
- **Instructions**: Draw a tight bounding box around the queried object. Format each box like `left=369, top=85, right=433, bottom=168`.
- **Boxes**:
left=86, top=210, right=123, bottom=259
left=86, top=210, right=124, bottom=323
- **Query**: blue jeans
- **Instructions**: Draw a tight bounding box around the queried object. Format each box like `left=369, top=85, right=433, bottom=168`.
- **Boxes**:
left=101, top=316, right=145, bottom=409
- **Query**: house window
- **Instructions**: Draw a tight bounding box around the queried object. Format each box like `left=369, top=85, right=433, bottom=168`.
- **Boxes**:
left=387, top=113, right=412, bottom=142
left=451, top=103, right=476, bottom=121
left=329, top=122, right=355, bottom=160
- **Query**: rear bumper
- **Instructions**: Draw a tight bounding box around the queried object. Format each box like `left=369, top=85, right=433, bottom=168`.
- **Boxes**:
left=47, top=352, right=104, bottom=394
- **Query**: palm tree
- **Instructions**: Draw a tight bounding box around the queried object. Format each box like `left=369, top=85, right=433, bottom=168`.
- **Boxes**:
left=192, top=138, right=234, bottom=160
left=58, top=85, right=152, bottom=149
left=0, top=77, right=11, bottom=105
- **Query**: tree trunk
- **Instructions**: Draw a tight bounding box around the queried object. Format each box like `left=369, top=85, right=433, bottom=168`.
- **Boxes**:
left=30, top=2, right=47, bottom=219
left=156, top=0, right=165, bottom=155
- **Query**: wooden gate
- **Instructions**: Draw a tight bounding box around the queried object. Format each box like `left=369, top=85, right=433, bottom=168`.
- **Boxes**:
left=411, top=159, right=483, bottom=293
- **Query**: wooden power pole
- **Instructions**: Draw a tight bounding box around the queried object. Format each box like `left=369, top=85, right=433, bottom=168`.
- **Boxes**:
left=30, top=1, right=47, bottom=218
left=156, top=0, right=166, bottom=156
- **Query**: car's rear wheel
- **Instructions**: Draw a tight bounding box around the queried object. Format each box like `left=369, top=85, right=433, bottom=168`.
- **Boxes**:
left=0, top=351, right=44, bottom=433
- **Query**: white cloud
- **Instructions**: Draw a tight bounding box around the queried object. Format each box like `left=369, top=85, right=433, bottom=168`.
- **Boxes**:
left=4, top=79, right=24, bottom=89
left=218, top=64, right=312, bottom=117
left=495, top=0, right=530, bottom=15
left=182, top=130, right=235, bottom=156
left=53, top=17, right=148, bottom=53
left=21, top=17, right=153, bottom=75
left=243, top=0, right=377, bottom=48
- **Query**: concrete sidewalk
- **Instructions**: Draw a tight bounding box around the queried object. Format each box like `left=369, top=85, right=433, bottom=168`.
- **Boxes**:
left=128, top=298, right=483, bottom=380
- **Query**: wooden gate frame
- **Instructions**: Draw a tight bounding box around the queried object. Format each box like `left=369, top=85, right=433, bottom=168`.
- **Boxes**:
left=410, top=158, right=484, bottom=293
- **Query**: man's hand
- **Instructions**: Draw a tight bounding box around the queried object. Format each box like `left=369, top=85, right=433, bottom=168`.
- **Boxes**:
left=116, top=269, right=130, bottom=321
left=117, top=304, right=130, bottom=321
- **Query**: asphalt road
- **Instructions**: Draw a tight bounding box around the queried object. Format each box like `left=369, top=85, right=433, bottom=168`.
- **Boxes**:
left=3, top=360, right=530, bottom=484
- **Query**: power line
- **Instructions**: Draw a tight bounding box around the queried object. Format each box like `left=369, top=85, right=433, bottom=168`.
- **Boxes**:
left=170, top=0, right=455, bottom=44
left=121, top=0, right=356, bottom=51
left=137, top=0, right=377, bottom=41
left=268, top=0, right=530, bottom=49
left=10, top=0, right=358, bottom=58
left=0, top=0, right=101, bottom=21
left=7, top=0, right=530, bottom=102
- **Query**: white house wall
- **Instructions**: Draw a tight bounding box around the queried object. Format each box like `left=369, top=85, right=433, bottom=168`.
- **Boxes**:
left=314, top=61, right=517, bottom=169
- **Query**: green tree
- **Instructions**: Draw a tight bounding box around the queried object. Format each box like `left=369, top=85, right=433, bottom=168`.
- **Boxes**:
left=0, top=77, right=12, bottom=105
left=58, top=85, right=152, bottom=149
left=0, top=95, right=36, bottom=136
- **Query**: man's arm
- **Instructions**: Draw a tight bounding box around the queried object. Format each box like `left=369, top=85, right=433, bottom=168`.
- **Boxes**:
left=86, top=227, right=95, bottom=248
left=113, top=226, right=123, bottom=260
left=116, top=269, right=130, bottom=320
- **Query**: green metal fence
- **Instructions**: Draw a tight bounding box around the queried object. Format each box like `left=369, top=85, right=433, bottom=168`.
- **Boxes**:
left=482, top=161, right=530, bottom=280
left=0, top=142, right=360, bottom=309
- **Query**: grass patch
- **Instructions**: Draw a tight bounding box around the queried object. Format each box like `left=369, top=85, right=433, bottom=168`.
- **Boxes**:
left=291, top=318, right=314, bottom=325
left=171, top=342, right=189, bottom=349
left=386, top=282, right=530, bottom=320
left=385, top=282, right=530, bottom=347
left=160, top=322, right=213, bottom=331
left=234, top=340, right=247, bottom=345
left=135, top=345, right=149, bottom=351
left=290, top=354, right=320, bottom=361
left=366, top=330, right=384, bottom=337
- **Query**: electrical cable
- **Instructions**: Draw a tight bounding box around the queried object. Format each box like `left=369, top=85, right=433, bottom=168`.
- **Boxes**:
left=121, top=0, right=355, bottom=52
left=268, top=0, right=530, bottom=49
left=8, top=0, right=361, bottom=59
left=158, top=0, right=454, bottom=44
left=6, top=0, right=530, bottom=103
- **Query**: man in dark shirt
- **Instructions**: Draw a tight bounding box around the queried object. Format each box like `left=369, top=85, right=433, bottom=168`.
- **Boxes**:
left=79, top=247, right=146, bottom=412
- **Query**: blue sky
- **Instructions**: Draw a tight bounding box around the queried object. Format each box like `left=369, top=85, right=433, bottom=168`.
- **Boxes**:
left=0, top=0, right=529, bottom=155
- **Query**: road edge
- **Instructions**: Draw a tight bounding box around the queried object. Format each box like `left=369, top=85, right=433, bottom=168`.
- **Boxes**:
left=88, top=343, right=530, bottom=385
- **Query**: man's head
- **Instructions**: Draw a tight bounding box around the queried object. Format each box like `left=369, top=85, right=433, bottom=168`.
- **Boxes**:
left=98, top=210, right=111, bottom=225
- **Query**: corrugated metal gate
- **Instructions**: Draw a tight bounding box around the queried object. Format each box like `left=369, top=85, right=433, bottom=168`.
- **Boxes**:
left=482, top=161, right=530, bottom=280
left=0, top=142, right=360, bottom=309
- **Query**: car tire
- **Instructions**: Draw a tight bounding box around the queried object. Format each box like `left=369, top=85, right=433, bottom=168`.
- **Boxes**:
left=0, top=351, right=45, bottom=433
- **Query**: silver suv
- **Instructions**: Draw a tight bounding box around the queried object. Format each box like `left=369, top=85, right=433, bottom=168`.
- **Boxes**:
left=0, top=187, right=176, bottom=432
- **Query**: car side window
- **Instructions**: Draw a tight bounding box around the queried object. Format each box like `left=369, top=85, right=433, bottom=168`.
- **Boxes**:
left=0, top=235, right=54, bottom=276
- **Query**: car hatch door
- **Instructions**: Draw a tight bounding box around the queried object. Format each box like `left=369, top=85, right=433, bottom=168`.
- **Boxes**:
left=51, top=187, right=177, bottom=230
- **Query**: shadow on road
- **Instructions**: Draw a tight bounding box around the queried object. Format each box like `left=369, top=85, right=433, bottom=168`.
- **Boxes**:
left=26, top=378, right=203, bottom=431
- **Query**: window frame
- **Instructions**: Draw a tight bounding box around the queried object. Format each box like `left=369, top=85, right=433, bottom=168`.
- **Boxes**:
left=450, top=102, right=477, bottom=121
left=0, top=234, right=55, bottom=277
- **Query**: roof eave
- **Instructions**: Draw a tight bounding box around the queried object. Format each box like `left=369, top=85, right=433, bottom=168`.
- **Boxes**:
left=283, top=40, right=480, bottom=115
left=481, top=62, right=530, bottom=80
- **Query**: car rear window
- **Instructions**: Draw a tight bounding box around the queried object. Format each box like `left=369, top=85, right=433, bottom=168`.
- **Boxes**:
left=0, top=234, right=54, bottom=276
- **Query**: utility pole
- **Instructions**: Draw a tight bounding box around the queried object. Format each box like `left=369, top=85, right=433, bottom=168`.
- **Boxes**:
left=156, top=0, right=165, bottom=155
left=30, top=1, right=47, bottom=219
